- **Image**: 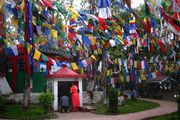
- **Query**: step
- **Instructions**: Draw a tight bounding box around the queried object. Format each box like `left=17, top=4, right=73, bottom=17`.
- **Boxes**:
left=79, top=105, right=95, bottom=112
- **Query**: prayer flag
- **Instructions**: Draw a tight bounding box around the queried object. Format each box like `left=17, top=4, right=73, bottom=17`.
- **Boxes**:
left=86, top=58, right=92, bottom=65
left=27, top=44, right=32, bottom=54
left=0, top=0, right=4, bottom=9
left=42, top=54, right=48, bottom=62
left=82, top=59, right=88, bottom=67
left=51, top=29, right=58, bottom=39
left=91, top=55, right=96, bottom=61
left=71, top=63, right=78, bottom=70
left=33, top=50, right=41, bottom=60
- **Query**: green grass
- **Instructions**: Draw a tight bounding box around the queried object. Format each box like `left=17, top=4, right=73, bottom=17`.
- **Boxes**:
left=146, top=112, right=180, bottom=120
left=95, top=99, right=160, bottom=114
left=0, top=104, right=56, bottom=119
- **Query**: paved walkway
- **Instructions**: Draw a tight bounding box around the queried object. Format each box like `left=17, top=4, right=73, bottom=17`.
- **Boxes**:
left=53, top=99, right=177, bottom=120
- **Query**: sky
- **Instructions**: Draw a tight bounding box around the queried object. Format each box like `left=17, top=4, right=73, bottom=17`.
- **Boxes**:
left=74, top=0, right=144, bottom=10
left=131, top=0, right=144, bottom=8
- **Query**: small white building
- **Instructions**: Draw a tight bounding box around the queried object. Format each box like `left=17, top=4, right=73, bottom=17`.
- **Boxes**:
left=47, top=66, right=86, bottom=111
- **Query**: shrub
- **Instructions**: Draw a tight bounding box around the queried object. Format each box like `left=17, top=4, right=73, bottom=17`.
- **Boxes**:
left=107, top=86, right=118, bottom=113
left=177, top=95, right=180, bottom=103
left=39, top=92, right=54, bottom=114
left=0, top=96, right=5, bottom=112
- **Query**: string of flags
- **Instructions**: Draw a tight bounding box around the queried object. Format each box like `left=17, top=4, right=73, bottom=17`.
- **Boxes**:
left=26, top=43, right=96, bottom=71
left=0, top=0, right=179, bottom=89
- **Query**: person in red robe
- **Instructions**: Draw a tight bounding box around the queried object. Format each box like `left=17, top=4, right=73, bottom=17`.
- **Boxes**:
left=70, top=84, right=80, bottom=112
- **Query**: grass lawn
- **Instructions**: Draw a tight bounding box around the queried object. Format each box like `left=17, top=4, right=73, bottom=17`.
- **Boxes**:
left=95, top=99, right=160, bottom=114
left=146, top=112, right=180, bottom=120
left=0, top=104, right=56, bottom=119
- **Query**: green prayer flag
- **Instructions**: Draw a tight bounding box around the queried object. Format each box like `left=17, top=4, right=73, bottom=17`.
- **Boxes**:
left=37, top=17, right=42, bottom=26
left=57, top=18, right=62, bottom=28
left=33, top=37, right=38, bottom=44
left=59, top=32, right=66, bottom=39
left=106, top=20, right=113, bottom=26
left=42, top=54, right=48, bottom=62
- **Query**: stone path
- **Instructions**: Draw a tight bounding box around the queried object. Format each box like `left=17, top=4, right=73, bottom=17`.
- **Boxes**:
left=53, top=98, right=177, bottom=120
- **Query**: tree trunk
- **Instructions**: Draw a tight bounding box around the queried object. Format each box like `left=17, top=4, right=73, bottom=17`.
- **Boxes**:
left=23, top=72, right=30, bottom=108
left=102, top=85, right=108, bottom=104
left=101, top=48, right=108, bottom=104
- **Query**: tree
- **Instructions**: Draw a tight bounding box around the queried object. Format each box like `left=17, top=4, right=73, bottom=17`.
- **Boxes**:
left=23, top=0, right=33, bottom=108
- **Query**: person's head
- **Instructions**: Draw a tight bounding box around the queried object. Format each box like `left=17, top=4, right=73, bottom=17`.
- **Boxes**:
left=71, top=82, right=75, bottom=86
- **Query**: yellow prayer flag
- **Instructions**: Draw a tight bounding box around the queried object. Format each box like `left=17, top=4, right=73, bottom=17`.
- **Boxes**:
left=32, top=16, right=36, bottom=25
left=71, top=63, right=78, bottom=70
left=27, top=44, right=32, bottom=54
left=42, top=22, right=51, bottom=29
left=118, top=90, right=121, bottom=96
left=3, top=39, right=8, bottom=44
left=113, top=23, right=118, bottom=27
left=51, top=29, right=58, bottom=39
left=130, top=39, right=136, bottom=45
left=144, top=18, right=147, bottom=23
left=120, top=76, right=125, bottom=82
left=80, top=69, right=84, bottom=74
left=33, top=50, right=41, bottom=60
left=165, top=65, right=168, bottom=71
left=11, top=17, right=18, bottom=27
left=19, top=0, right=25, bottom=10
left=66, top=7, right=80, bottom=17
left=61, top=23, right=66, bottom=33
left=101, top=40, right=105, bottom=45
left=77, top=45, right=82, bottom=50
left=91, top=55, right=96, bottom=61
left=97, top=48, right=102, bottom=54
left=117, top=16, right=125, bottom=24
left=113, top=23, right=121, bottom=31
left=134, top=61, right=137, bottom=68
left=115, top=27, right=121, bottom=31
left=107, top=70, right=110, bottom=76
left=0, top=0, right=4, bottom=9
left=141, top=74, right=146, bottom=81
left=117, top=35, right=124, bottom=45
left=71, top=14, right=78, bottom=19
left=38, top=5, right=42, bottom=12
left=90, top=36, right=96, bottom=45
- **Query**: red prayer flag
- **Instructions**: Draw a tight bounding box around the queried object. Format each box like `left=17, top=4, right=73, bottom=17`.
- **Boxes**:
left=98, top=17, right=107, bottom=30
left=86, top=58, right=92, bottom=65
left=41, top=0, right=53, bottom=8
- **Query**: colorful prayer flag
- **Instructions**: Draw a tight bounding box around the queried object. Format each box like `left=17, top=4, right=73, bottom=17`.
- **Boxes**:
left=33, top=50, right=41, bottom=60
left=91, top=55, right=96, bottom=61
left=71, top=62, right=78, bottom=70
left=27, top=44, right=32, bottom=54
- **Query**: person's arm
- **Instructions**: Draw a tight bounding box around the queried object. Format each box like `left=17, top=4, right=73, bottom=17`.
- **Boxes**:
left=70, top=87, right=73, bottom=94
left=70, top=87, right=72, bottom=94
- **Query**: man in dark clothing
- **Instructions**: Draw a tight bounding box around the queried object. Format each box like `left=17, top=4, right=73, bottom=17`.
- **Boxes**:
left=60, top=95, right=70, bottom=113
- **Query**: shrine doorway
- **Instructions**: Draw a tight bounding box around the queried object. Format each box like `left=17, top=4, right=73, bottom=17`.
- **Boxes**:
left=58, top=81, right=75, bottom=106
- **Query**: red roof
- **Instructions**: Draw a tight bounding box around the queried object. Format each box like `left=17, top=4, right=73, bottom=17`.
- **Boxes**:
left=48, top=66, right=86, bottom=78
